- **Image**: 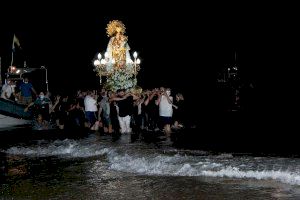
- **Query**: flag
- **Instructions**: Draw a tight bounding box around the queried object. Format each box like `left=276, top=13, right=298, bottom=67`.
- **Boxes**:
left=11, top=34, right=21, bottom=66
left=12, top=34, right=21, bottom=51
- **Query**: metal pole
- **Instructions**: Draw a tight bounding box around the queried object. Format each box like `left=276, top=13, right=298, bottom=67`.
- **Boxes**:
left=10, top=35, right=14, bottom=66
left=41, top=66, right=49, bottom=92
left=45, top=68, right=49, bottom=92
left=134, top=58, right=136, bottom=78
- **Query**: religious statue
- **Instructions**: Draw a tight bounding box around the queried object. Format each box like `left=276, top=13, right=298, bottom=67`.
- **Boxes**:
left=106, top=20, right=131, bottom=69
left=94, top=20, right=141, bottom=91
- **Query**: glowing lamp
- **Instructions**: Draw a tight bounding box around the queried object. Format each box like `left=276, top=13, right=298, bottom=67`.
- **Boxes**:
left=136, top=59, right=141, bottom=64
left=94, top=60, right=100, bottom=66
left=97, top=53, right=102, bottom=60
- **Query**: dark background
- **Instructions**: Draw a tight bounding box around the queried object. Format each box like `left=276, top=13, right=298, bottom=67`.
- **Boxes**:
left=0, top=2, right=298, bottom=152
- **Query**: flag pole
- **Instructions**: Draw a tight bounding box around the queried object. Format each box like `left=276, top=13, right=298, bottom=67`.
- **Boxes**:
left=10, top=35, right=15, bottom=66
left=10, top=51, right=14, bottom=66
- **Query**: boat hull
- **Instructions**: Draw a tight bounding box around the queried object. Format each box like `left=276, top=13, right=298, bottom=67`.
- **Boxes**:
left=0, top=114, right=31, bottom=129
left=0, top=98, right=32, bottom=130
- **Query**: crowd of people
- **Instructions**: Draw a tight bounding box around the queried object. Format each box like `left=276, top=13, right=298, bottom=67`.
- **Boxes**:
left=1, top=77, right=186, bottom=136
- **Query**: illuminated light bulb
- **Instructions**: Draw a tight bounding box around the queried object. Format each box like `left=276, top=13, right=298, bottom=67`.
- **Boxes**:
left=136, top=58, right=141, bottom=64
left=97, top=53, right=102, bottom=60
left=94, top=60, right=100, bottom=66
left=133, top=51, right=138, bottom=59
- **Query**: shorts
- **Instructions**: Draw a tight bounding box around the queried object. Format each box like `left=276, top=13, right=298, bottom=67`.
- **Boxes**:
left=102, top=116, right=111, bottom=127
left=160, top=116, right=172, bottom=126
left=21, top=96, right=32, bottom=105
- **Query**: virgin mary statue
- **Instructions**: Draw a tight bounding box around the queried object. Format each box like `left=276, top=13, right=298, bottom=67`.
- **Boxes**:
left=103, top=20, right=136, bottom=91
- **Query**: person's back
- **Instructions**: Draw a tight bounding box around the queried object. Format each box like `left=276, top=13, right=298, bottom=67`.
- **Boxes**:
left=84, top=94, right=97, bottom=112
left=159, top=95, right=173, bottom=117
left=158, top=89, right=173, bottom=135
left=84, top=92, right=98, bottom=127
left=117, top=96, right=133, bottom=118
left=98, top=94, right=113, bottom=133
left=99, top=96, right=110, bottom=118
left=114, top=90, right=134, bottom=133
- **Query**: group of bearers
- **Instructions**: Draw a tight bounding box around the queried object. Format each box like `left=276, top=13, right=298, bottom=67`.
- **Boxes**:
left=91, top=87, right=185, bottom=136
left=2, top=78, right=186, bottom=135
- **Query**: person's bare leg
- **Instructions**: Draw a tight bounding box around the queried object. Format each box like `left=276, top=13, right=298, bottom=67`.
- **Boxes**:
left=108, top=125, right=113, bottom=134
left=174, top=121, right=179, bottom=129
left=104, top=127, right=108, bottom=133
left=164, top=124, right=171, bottom=137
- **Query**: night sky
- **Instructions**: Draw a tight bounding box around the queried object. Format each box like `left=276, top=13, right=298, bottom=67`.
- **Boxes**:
left=0, top=2, right=297, bottom=122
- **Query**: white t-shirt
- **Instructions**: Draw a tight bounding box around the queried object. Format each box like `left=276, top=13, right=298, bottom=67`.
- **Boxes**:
left=1, top=84, right=13, bottom=99
left=159, top=95, right=173, bottom=117
left=84, top=95, right=98, bottom=112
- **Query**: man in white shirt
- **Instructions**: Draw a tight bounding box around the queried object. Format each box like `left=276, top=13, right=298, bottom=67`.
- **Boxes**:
left=1, top=79, right=14, bottom=100
left=157, top=88, right=173, bottom=136
left=84, top=91, right=98, bottom=128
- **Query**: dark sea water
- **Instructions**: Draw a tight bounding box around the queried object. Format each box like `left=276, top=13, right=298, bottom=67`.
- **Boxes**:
left=1, top=128, right=300, bottom=200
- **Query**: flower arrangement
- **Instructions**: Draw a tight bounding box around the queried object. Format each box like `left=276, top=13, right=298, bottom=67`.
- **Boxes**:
left=104, top=69, right=137, bottom=91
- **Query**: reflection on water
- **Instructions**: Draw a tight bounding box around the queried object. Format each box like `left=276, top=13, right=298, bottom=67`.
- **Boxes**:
left=1, top=132, right=300, bottom=199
